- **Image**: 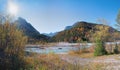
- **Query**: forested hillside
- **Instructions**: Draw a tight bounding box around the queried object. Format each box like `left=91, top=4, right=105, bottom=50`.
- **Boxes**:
left=51, top=21, right=120, bottom=43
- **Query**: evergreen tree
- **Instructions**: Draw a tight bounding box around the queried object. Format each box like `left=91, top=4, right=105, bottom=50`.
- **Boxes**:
left=94, top=39, right=107, bottom=56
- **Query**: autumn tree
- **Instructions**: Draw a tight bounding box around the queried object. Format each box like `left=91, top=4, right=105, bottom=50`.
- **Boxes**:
left=0, top=18, right=28, bottom=70
left=93, top=19, right=110, bottom=56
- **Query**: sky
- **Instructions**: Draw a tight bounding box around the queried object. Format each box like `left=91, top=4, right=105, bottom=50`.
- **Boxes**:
left=0, top=0, right=120, bottom=33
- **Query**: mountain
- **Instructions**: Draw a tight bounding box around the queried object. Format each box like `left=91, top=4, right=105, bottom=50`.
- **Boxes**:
left=0, top=16, right=41, bottom=38
left=43, top=32, right=58, bottom=37
left=0, top=16, right=49, bottom=43
left=15, top=17, right=49, bottom=43
left=51, top=21, right=119, bottom=43
left=15, top=17, right=40, bottom=38
left=64, top=26, right=72, bottom=30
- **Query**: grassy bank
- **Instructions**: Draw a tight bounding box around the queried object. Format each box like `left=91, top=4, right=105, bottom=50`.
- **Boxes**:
left=25, top=53, right=107, bottom=70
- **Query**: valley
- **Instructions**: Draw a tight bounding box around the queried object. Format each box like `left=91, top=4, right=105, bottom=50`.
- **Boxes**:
left=0, top=0, right=120, bottom=70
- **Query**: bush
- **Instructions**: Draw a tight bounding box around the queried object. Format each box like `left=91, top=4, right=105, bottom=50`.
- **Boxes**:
left=0, top=21, right=28, bottom=70
left=113, top=43, right=119, bottom=54
left=94, top=39, right=107, bottom=56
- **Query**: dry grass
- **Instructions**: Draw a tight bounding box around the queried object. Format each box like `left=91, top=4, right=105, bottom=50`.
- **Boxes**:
left=25, top=53, right=78, bottom=70
left=69, top=51, right=94, bottom=58
left=87, top=62, right=107, bottom=70
left=69, top=45, right=95, bottom=58
left=78, top=53, right=94, bottom=58
left=25, top=53, right=106, bottom=70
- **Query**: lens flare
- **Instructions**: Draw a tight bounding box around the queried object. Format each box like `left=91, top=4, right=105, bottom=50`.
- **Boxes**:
left=8, top=2, right=18, bottom=16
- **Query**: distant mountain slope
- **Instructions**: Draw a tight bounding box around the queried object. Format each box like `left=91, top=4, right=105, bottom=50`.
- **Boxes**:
left=52, top=21, right=119, bottom=43
left=43, top=32, right=58, bottom=37
left=64, top=26, right=72, bottom=30
left=0, top=16, right=49, bottom=43
left=14, top=17, right=49, bottom=43
left=15, top=17, right=40, bottom=38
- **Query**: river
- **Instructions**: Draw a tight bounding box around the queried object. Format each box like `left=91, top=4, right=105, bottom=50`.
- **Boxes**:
left=25, top=42, right=120, bottom=54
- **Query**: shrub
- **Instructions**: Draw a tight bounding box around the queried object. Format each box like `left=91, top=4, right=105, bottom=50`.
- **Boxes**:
left=0, top=21, right=28, bottom=70
left=113, top=43, right=119, bottom=54
left=94, top=39, right=107, bottom=56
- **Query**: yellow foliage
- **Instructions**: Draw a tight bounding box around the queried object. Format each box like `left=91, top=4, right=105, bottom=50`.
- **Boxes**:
left=93, top=25, right=110, bottom=41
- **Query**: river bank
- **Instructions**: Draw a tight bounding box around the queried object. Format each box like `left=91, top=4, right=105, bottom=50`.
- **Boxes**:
left=59, top=54, right=120, bottom=70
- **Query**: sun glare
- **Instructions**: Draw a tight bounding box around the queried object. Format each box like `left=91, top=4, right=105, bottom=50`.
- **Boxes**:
left=8, top=2, right=18, bottom=16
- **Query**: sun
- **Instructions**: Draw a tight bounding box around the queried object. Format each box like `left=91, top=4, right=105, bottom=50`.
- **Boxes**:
left=8, top=2, right=19, bottom=16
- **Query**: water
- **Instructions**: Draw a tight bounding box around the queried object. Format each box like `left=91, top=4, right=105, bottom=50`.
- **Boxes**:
left=25, top=46, right=76, bottom=54
left=25, top=47, right=75, bottom=54
left=25, top=43, right=93, bottom=54
left=25, top=42, right=120, bottom=54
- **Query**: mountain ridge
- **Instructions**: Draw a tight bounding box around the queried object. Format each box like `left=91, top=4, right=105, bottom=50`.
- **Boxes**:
left=14, top=17, right=49, bottom=43
left=51, top=21, right=119, bottom=42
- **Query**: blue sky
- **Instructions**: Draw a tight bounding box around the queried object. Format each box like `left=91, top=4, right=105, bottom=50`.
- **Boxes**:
left=0, top=0, right=120, bottom=33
